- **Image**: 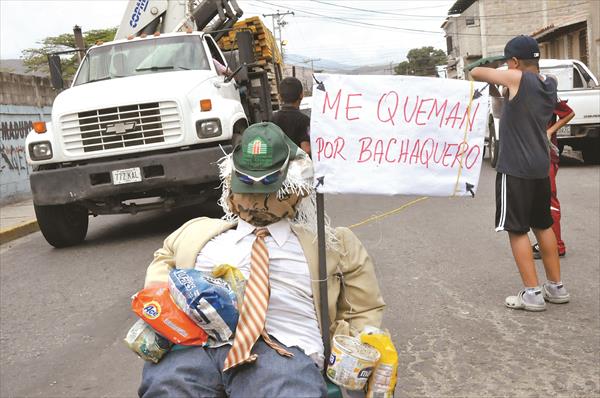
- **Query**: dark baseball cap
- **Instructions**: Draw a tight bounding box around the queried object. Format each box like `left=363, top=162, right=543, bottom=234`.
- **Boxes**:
left=503, top=35, right=540, bottom=60
left=231, top=122, right=299, bottom=194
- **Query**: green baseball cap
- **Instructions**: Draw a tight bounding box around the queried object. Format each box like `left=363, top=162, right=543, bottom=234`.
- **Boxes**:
left=231, top=122, right=299, bottom=194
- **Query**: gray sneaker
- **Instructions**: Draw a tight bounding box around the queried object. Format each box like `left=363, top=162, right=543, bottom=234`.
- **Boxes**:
left=542, top=282, right=570, bottom=304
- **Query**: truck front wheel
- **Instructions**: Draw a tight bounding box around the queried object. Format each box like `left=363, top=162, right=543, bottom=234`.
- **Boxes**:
left=582, top=142, right=600, bottom=164
left=34, top=203, right=89, bottom=248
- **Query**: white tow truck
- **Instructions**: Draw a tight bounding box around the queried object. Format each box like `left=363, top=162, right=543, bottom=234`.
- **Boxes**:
left=26, top=0, right=278, bottom=247
left=484, top=59, right=600, bottom=166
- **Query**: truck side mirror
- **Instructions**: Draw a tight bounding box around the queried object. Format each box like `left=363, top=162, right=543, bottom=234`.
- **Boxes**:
left=224, top=64, right=245, bottom=83
left=48, top=54, right=64, bottom=90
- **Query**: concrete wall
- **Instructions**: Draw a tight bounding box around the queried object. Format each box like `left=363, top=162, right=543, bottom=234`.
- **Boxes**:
left=444, top=0, right=597, bottom=78
left=282, top=64, right=314, bottom=96
left=590, top=0, right=600, bottom=77
left=0, top=72, right=55, bottom=204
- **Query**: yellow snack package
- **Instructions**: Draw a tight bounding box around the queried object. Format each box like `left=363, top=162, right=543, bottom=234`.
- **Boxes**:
left=211, top=264, right=246, bottom=309
left=360, top=328, right=398, bottom=398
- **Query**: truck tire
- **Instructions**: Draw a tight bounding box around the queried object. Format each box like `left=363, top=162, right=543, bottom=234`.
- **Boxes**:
left=582, top=143, right=600, bottom=164
left=231, top=119, right=248, bottom=148
left=488, top=117, right=499, bottom=168
left=34, top=203, right=89, bottom=248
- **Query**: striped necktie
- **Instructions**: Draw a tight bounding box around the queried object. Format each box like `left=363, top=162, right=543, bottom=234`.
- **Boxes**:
left=223, top=227, right=293, bottom=371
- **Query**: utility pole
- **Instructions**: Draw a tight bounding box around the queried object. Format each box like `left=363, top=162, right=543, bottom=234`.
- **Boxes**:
left=302, top=58, right=321, bottom=72
left=262, top=10, right=294, bottom=61
left=384, top=62, right=395, bottom=75
left=73, top=25, right=86, bottom=62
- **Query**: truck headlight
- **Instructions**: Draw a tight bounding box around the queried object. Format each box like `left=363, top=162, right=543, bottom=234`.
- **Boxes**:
left=196, top=119, right=222, bottom=138
left=29, top=141, right=53, bottom=160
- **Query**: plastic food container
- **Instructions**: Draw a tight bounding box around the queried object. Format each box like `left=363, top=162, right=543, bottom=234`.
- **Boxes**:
left=326, top=335, right=381, bottom=390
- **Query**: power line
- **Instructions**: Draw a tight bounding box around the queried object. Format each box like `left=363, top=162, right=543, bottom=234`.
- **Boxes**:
left=256, top=0, right=529, bottom=37
left=301, top=57, right=321, bottom=71
left=262, top=10, right=294, bottom=60
left=303, top=0, right=588, bottom=19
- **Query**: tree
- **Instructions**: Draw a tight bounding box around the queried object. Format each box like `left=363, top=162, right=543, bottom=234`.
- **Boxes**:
left=21, top=28, right=117, bottom=80
left=394, top=46, right=447, bottom=77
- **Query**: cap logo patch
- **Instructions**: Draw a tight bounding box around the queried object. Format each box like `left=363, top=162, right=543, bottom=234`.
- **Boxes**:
left=243, top=136, right=272, bottom=169
left=249, top=138, right=268, bottom=155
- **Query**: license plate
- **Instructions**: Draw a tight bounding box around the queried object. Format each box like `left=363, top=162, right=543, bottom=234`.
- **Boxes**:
left=112, top=167, right=142, bottom=185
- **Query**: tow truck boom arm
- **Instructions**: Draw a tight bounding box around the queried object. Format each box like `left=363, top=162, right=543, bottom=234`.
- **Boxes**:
left=115, top=0, right=242, bottom=40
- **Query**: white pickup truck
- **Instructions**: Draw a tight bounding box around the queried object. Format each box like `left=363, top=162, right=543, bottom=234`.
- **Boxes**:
left=485, top=59, right=600, bottom=166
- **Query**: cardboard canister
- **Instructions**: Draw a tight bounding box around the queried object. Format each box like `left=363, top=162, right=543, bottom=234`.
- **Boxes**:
left=327, top=335, right=381, bottom=390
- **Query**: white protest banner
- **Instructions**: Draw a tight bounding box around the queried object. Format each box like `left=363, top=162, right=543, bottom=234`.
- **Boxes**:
left=310, top=74, right=489, bottom=196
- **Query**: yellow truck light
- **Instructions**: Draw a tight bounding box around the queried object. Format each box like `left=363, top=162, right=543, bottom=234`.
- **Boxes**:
left=200, top=99, right=212, bottom=112
left=32, top=121, right=47, bottom=133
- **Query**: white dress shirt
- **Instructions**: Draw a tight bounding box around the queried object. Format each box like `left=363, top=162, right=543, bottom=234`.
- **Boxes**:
left=195, top=218, right=324, bottom=363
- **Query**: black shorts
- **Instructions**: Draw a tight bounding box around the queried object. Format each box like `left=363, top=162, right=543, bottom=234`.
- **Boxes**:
left=495, top=173, right=553, bottom=233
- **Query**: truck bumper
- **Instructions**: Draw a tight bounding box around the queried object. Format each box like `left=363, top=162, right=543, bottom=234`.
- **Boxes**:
left=30, top=145, right=231, bottom=206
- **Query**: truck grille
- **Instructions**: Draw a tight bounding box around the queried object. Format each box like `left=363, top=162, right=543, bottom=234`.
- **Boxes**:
left=60, top=101, right=182, bottom=154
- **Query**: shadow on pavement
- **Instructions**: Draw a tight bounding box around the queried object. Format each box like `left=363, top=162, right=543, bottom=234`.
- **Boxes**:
left=82, top=200, right=224, bottom=246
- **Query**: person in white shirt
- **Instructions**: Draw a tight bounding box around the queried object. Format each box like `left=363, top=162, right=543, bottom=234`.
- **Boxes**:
left=139, top=122, right=385, bottom=398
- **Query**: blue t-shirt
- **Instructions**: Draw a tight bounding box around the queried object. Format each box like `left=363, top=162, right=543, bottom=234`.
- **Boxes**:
left=497, top=71, right=557, bottom=179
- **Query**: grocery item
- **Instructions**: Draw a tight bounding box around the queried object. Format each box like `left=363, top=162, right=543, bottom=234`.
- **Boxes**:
left=132, top=283, right=208, bottom=346
left=360, top=328, right=399, bottom=398
left=124, top=318, right=173, bottom=363
left=327, top=335, right=380, bottom=391
left=211, top=264, right=246, bottom=308
left=169, top=269, right=239, bottom=342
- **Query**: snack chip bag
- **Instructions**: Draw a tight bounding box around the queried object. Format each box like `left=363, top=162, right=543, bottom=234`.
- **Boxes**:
left=168, top=269, right=239, bottom=342
left=211, top=264, right=246, bottom=306
left=132, top=283, right=208, bottom=346
left=360, top=328, right=399, bottom=398
left=124, top=318, right=173, bottom=363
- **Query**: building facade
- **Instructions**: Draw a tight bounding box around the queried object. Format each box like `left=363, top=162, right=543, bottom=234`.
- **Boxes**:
left=442, top=0, right=599, bottom=79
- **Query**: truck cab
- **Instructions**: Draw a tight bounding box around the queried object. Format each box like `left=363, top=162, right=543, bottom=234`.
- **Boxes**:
left=30, top=32, right=247, bottom=165
left=26, top=29, right=262, bottom=247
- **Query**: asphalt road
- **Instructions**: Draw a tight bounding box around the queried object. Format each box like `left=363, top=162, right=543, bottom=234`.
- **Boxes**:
left=1, top=160, right=599, bottom=398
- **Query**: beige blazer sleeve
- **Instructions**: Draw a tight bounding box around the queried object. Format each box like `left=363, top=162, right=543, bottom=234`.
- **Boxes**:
left=144, top=222, right=187, bottom=287
left=333, top=227, right=386, bottom=335
left=144, top=217, right=235, bottom=287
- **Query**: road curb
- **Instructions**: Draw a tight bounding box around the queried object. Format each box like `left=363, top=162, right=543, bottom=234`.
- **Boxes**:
left=0, top=220, right=39, bottom=244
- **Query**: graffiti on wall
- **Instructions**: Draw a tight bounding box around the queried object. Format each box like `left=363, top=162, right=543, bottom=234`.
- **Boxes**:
left=1, top=120, right=32, bottom=175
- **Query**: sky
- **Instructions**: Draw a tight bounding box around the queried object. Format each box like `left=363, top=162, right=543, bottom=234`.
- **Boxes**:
left=0, top=0, right=454, bottom=67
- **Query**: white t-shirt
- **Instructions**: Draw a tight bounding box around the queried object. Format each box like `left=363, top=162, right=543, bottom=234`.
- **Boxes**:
left=195, top=218, right=324, bottom=364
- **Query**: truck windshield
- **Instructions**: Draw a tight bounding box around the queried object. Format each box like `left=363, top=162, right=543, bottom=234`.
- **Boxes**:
left=73, top=35, right=209, bottom=86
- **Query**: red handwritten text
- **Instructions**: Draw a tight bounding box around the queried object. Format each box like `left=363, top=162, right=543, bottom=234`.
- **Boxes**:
left=357, top=137, right=481, bottom=169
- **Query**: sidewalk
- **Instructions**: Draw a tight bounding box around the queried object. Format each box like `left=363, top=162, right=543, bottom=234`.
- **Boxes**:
left=0, top=199, right=38, bottom=244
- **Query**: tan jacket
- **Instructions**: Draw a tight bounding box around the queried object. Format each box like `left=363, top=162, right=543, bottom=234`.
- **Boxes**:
left=145, top=217, right=385, bottom=339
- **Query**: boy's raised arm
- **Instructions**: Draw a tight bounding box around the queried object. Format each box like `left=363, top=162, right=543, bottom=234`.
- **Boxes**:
left=471, top=67, right=521, bottom=86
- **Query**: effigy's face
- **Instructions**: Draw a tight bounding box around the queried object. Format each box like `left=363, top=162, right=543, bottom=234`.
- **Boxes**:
left=227, top=192, right=302, bottom=226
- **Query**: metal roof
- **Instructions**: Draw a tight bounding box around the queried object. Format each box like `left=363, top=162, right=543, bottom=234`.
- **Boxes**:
left=448, top=0, right=477, bottom=15
left=533, top=19, right=587, bottom=42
